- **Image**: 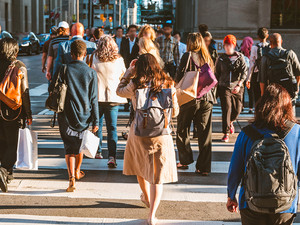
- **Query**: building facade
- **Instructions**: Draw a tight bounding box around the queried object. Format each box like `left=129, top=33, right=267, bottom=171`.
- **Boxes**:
left=175, top=0, right=300, bottom=55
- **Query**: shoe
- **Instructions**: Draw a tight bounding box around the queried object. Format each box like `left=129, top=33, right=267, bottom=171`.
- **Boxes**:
left=140, top=193, right=150, bottom=208
left=230, top=123, right=235, bottom=134
left=108, top=157, right=117, bottom=168
left=147, top=218, right=158, bottom=225
left=66, top=176, right=76, bottom=192
left=177, top=163, right=189, bottom=170
left=221, top=134, right=229, bottom=143
left=248, top=109, right=254, bottom=114
left=195, top=170, right=209, bottom=176
left=95, top=152, right=103, bottom=159
left=0, top=168, right=8, bottom=192
left=75, top=170, right=85, bottom=180
left=7, top=172, right=14, bottom=184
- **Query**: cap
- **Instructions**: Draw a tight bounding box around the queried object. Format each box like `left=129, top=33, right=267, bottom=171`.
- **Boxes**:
left=50, top=26, right=58, bottom=35
left=58, top=21, right=69, bottom=29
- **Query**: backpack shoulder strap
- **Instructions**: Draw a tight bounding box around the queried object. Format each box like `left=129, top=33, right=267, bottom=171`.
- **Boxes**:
left=277, top=120, right=295, bottom=139
left=242, top=125, right=264, bottom=141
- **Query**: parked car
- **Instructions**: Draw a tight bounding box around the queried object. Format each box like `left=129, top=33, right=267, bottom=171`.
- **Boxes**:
left=0, top=31, right=13, bottom=39
left=37, top=33, right=50, bottom=51
left=14, top=32, right=40, bottom=55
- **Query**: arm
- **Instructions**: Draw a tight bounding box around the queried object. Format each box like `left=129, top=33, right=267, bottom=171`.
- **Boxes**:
left=174, top=52, right=189, bottom=83
left=116, top=68, right=135, bottom=98
left=89, top=71, right=99, bottom=128
left=238, top=56, right=247, bottom=85
left=215, top=57, right=221, bottom=81
left=173, top=40, right=180, bottom=67
left=227, top=132, right=248, bottom=202
left=42, top=52, right=47, bottom=73
left=20, top=66, right=32, bottom=121
left=171, top=86, right=179, bottom=117
left=290, top=51, right=300, bottom=89
left=248, top=45, right=257, bottom=81
left=46, top=56, right=53, bottom=80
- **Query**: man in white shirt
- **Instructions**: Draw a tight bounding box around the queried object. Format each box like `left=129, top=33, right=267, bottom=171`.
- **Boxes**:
left=114, top=27, right=125, bottom=53
left=173, top=31, right=186, bottom=60
left=247, top=27, right=270, bottom=106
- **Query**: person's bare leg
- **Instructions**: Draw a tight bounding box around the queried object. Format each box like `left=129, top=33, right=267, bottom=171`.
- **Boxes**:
left=148, top=184, right=163, bottom=222
left=75, top=153, right=85, bottom=180
left=65, top=154, right=76, bottom=191
left=137, top=176, right=150, bottom=203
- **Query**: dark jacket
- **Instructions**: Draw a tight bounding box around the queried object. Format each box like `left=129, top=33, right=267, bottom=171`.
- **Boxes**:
left=49, top=60, right=99, bottom=132
left=120, top=37, right=139, bottom=68
left=0, top=60, right=32, bottom=126
left=215, top=51, right=247, bottom=88
left=53, top=36, right=97, bottom=76
left=175, top=51, right=216, bottom=104
left=259, top=47, right=300, bottom=85
left=209, top=44, right=218, bottom=63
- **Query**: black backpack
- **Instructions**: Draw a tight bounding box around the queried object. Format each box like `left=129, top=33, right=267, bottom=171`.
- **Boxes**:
left=266, top=50, right=298, bottom=99
left=242, top=122, right=297, bottom=214
left=255, top=43, right=270, bottom=70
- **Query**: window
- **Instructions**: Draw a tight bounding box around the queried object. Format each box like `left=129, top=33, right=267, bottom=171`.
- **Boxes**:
left=271, top=0, right=300, bottom=28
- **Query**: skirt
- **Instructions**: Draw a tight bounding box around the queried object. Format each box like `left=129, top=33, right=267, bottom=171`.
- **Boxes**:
left=58, top=114, right=84, bottom=155
left=123, top=122, right=178, bottom=184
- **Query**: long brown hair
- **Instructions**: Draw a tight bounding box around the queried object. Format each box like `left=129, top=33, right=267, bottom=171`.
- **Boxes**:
left=186, top=32, right=214, bottom=70
left=253, top=83, right=297, bottom=131
left=132, top=53, right=173, bottom=93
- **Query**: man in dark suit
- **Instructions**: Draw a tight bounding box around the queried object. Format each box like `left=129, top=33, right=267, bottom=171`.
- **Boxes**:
left=120, top=24, right=139, bottom=69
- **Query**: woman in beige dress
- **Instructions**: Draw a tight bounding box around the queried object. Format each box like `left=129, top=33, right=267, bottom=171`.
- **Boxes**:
left=116, top=53, right=179, bottom=225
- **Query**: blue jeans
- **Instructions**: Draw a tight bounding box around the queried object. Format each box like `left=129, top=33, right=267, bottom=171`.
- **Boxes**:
left=97, top=103, right=119, bottom=158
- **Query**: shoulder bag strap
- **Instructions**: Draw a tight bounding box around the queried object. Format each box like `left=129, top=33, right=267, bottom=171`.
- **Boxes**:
left=184, top=52, right=192, bottom=73
left=242, top=125, right=264, bottom=141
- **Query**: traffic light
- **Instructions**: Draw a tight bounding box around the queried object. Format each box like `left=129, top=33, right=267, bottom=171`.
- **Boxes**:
left=109, top=17, right=112, bottom=22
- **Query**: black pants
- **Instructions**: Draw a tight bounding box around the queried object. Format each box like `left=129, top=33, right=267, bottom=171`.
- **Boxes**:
left=0, top=118, right=20, bottom=173
left=251, top=72, right=261, bottom=106
left=218, top=86, right=244, bottom=134
left=243, top=81, right=254, bottom=109
left=240, top=209, right=295, bottom=225
left=164, top=62, right=177, bottom=79
left=176, top=99, right=213, bottom=172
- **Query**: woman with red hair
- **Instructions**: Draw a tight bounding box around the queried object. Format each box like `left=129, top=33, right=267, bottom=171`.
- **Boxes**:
left=215, top=35, right=248, bottom=142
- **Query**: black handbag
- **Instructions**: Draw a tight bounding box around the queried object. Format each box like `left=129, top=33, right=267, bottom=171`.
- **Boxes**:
left=45, top=65, right=68, bottom=113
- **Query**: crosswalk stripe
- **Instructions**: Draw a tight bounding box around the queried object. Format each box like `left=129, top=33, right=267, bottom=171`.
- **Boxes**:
left=35, top=158, right=230, bottom=174
left=0, top=214, right=247, bottom=225
left=29, top=84, right=49, bottom=96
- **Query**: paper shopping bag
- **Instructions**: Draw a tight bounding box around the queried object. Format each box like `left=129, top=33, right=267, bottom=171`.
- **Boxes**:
left=80, top=130, right=100, bottom=158
left=16, top=128, right=38, bottom=170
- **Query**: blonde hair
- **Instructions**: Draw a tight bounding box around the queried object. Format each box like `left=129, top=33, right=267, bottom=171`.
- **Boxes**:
left=138, top=24, right=156, bottom=41
left=95, top=35, right=120, bottom=62
left=139, top=37, right=164, bottom=68
left=187, top=32, right=214, bottom=70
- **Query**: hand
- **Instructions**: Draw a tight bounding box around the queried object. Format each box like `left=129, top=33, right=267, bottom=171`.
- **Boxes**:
left=26, top=118, right=33, bottom=126
left=92, top=126, right=99, bottom=134
left=130, top=59, right=138, bottom=69
left=232, top=85, right=241, bottom=94
left=226, top=197, right=238, bottom=213
left=42, top=66, right=47, bottom=73
left=46, top=71, right=52, bottom=81
left=246, top=81, right=251, bottom=89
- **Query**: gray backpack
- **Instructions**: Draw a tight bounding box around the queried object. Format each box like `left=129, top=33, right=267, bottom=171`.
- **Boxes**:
left=135, top=87, right=173, bottom=137
left=242, top=122, right=297, bottom=214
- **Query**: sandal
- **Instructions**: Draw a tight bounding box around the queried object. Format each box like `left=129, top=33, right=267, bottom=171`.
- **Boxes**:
left=66, top=176, right=76, bottom=192
left=195, top=170, right=209, bottom=176
left=177, top=163, right=189, bottom=170
left=147, top=217, right=158, bottom=225
left=75, top=170, right=85, bottom=180
left=140, top=193, right=150, bottom=208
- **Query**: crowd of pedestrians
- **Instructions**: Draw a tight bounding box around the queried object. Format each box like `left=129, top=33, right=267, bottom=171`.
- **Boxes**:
left=1, top=20, right=300, bottom=225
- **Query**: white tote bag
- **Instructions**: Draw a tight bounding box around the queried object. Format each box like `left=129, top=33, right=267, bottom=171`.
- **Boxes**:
left=80, top=130, right=100, bottom=158
left=16, top=128, right=38, bottom=170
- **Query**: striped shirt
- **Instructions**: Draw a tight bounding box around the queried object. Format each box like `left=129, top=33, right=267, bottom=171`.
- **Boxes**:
left=48, top=36, right=70, bottom=60
left=156, top=35, right=180, bottom=66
